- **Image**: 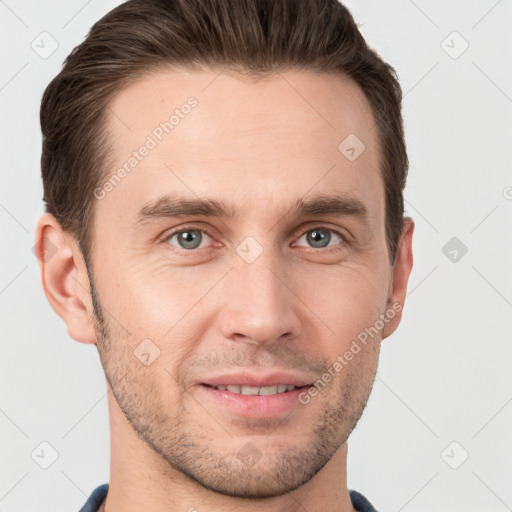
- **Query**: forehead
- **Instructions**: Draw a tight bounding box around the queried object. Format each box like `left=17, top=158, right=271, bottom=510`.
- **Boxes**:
left=100, top=67, right=383, bottom=227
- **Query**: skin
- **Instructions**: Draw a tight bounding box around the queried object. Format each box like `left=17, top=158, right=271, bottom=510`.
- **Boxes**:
left=35, top=67, right=414, bottom=512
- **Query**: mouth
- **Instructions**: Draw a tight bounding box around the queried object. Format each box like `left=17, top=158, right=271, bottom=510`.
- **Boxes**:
left=198, top=372, right=313, bottom=418
left=201, top=383, right=308, bottom=396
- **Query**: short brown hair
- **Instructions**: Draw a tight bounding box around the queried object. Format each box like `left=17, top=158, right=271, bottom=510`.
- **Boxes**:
left=40, top=0, right=408, bottom=264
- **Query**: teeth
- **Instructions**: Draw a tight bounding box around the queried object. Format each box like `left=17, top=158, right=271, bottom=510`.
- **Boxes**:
left=258, top=385, right=277, bottom=395
left=241, top=386, right=260, bottom=395
left=215, top=384, right=297, bottom=395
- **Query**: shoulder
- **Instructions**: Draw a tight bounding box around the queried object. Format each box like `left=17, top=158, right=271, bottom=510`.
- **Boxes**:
left=349, top=489, right=380, bottom=512
left=78, top=483, right=109, bottom=512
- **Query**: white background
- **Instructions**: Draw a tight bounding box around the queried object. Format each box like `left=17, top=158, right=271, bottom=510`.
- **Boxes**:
left=1, top=1, right=511, bottom=510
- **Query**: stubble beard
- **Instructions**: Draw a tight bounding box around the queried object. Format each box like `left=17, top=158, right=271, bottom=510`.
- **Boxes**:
left=85, top=258, right=378, bottom=499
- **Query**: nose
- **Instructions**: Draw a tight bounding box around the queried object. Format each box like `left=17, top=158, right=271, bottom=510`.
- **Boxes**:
left=218, top=246, right=302, bottom=347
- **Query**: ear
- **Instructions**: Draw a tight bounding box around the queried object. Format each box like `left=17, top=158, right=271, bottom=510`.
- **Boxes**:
left=382, top=217, right=414, bottom=339
left=34, top=213, right=97, bottom=344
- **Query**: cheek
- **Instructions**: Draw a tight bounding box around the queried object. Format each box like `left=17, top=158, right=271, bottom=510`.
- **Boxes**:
left=97, top=244, right=389, bottom=365
left=98, top=258, right=186, bottom=329
left=298, top=264, right=388, bottom=344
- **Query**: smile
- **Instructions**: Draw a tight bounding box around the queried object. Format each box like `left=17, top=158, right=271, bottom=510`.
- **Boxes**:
left=205, top=384, right=298, bottom=395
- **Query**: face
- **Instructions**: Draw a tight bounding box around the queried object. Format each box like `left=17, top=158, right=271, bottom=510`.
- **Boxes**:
left=87, top=67, right=398, bottom=498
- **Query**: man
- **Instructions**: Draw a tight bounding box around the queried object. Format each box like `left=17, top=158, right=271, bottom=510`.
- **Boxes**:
left=34, top=0, right=414, bottom=510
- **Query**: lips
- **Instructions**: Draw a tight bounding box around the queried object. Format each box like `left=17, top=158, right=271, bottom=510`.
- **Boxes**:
left=198, top=371, right=314, bottom=415
left=203, top=383, right=300, bottom=396
left=199, top=383, right=309, bottom=417
left=201, top=371, right=313, bottom=389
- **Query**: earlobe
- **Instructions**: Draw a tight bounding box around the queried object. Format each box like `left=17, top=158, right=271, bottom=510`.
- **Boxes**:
left=382, top=217, right=414, bottom=339
left=34, top=213, right=97, bottom=345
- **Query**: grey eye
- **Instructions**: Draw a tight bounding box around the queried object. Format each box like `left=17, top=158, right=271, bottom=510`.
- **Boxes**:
left=297, top=228, right=342, bottom=249
left=167, top=230, right=208, bottom=250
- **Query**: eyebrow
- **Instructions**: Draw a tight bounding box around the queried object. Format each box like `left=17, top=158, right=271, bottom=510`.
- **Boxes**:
left=136, top=193, right=368, bottom=225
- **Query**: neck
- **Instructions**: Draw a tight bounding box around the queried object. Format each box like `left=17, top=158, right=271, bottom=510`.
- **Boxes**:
left=103, top=393, right=356, bottom=512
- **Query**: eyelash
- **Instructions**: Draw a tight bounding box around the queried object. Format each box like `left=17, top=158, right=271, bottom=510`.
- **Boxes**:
left=162, top=224, right=348, bottom=254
